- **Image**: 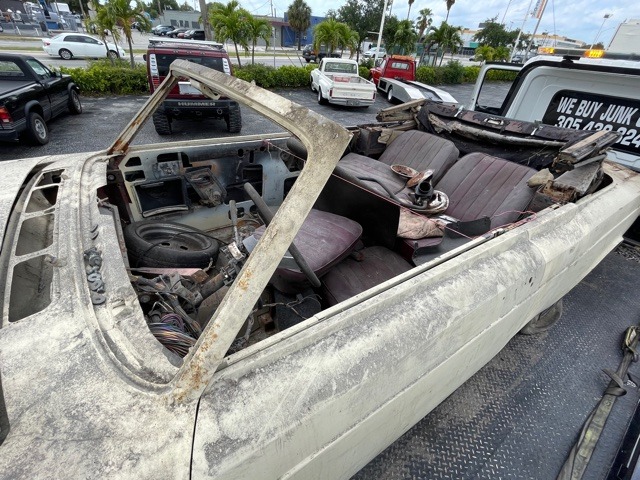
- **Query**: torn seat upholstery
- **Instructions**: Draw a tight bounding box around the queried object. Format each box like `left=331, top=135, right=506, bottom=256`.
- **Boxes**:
left=253, top=209, right=363, bottom=293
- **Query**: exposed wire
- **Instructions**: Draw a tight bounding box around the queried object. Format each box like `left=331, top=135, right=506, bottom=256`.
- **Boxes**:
left=261, top=294, right=322, bottom=320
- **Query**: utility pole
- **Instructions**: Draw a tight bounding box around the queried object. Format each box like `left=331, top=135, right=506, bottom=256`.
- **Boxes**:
left=374, top=0, right=390, bottom=63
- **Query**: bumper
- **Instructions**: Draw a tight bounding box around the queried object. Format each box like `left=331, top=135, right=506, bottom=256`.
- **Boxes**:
left=0, top=127, right=19, bottom=142
left=161, top=99, right=238, bottom=117
left=328, top=97, right=375, bottom=107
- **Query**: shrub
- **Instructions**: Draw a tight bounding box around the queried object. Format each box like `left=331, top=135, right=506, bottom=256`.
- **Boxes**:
left=359, top=66, right=370, bottom=79
left=441, top=60, right=465, bottom=84
left=60, top=60, right=148, bottom=95
left=416, top=66, right=442, bottom=85
left=234, top=63, right=277, bottom=88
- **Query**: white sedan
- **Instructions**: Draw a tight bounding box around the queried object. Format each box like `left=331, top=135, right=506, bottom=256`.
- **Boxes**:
left=42, top=33, right=126, bottom=60
left=363, top=47, right=386, bottom=58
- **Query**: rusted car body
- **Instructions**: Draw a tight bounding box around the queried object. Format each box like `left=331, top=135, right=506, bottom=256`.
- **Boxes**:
left=1, top=60, right=640, bottom=479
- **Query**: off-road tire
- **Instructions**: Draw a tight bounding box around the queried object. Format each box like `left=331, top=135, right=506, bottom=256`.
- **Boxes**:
left=317, top=88, right=328, bottom=105
left=26, top=112, right=49, bottom=145
left=124, top=221, right=220, bottom=268
left=68, top=89, right=82, bottom=114
left=152, top=111, right=172, bottom=135
left=59, top=49, right=72, bottom=60
left=225, top=105, right=242, bottom=133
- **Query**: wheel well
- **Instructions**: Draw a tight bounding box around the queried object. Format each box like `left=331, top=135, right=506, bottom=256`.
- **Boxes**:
left=24, top=101, right=44, bottom=119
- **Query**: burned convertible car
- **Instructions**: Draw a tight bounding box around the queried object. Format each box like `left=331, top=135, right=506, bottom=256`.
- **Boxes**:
left=1, top=60, right=640, bottom=479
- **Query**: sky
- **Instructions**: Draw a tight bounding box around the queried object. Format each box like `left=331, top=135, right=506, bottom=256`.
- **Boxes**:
left=234, top=0, right=640, bottom=46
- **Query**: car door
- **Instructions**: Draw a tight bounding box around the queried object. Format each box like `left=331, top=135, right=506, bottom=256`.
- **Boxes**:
left=63, top=35, right=87, bottom=57
left=82, top=36, right=106, bottom=58
left=25, top=58, right=68, bottom=119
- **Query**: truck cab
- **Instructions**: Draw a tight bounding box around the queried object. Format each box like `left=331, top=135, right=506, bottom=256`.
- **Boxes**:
left=369, top=55, right=416, bottom=86
left=469, top=49, right=640, bottom=171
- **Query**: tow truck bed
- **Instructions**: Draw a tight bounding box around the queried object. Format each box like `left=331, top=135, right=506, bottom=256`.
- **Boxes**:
left=356, top=245, right=640, bottom=479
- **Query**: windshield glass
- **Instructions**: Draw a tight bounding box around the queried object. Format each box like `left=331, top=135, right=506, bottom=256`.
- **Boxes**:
left=155, top=55, right=225, bottom=77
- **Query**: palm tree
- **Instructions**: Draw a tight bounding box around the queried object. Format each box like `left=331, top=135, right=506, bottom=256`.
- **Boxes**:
left=407, top=0, right=414, bottom=20
left=336, top=22, right=359, bottom=58
left=313, top=19, right=353, bottom=54
left=246, top=16, right=271, bottom=65
left=440, top=23, right=463, bottom=65
left=286, top=0, right=311, bottom=50
left=388, top=19, right=417, bottom=55
left=210, top=1, right=250, bottom=67
left=93, top=5, right=119, bottom=64
left=104, top=0, right=148, bottom=67
left=444, top=0, right=455, bottom=23
left=416, top=8, right=433, bottom=40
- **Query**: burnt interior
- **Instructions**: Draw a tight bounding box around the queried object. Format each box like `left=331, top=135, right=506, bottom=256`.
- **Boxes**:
left=100, top=103, right=615, bottom=360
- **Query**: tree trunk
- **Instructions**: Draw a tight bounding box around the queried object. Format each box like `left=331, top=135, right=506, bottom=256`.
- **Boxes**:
left=297, top=33, right=301, bottom=50
left=128, top=35, right=135, bottom=67
left=252, top=41, right=255, bottom=65
left=234, top=42, right=242, bottom=67
left=199, top=0, right=212, bottom=41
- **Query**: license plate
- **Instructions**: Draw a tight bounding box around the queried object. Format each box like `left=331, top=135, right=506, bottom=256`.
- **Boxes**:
left=178, top=82, right=201, bottom=95
left=347, top=100, right=361, bottom=106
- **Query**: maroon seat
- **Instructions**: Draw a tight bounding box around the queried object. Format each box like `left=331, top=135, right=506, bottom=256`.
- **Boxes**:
left=253, top=209, right=363, bottom=292
left=436, top=152, right=537, bottom=229
left=337, top=130, right=459, bottom=197
left=322, top=246, right=413, bottom=306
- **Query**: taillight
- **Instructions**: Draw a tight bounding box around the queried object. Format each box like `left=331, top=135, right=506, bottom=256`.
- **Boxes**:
left=0, top=107, right=13, bottom=124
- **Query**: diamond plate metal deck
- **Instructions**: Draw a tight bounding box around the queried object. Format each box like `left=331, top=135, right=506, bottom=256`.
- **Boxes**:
left=354, top=246, right=640, bottom=480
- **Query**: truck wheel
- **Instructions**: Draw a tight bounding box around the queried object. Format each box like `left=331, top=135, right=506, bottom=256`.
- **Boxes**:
left=26, top=112, right=50, bottom=145
left=387, top=87, right=394, bottom=103
left=226, top=105, right=242, bottom=133
left=59, top=49, right=72, bottom=60
left=152, top=111, right=172, bottom=135
left=317, top=88, right=328, bottom=105
left=68, top=90, right=82, bottom=114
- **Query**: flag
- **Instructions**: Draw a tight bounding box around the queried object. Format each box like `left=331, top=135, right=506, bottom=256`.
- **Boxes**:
left=532, top=0, right=548, bottom=19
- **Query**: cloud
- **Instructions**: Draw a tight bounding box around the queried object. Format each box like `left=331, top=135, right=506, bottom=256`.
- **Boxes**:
left=243, top=0, right=640, bottom=47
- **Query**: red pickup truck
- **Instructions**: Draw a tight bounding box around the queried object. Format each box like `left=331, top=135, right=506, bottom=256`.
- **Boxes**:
left=369, top=55, right=457, bottom=106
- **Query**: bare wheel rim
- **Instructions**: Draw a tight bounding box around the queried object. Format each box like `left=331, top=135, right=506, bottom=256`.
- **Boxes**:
left=34, top=118, right=47, bottom=139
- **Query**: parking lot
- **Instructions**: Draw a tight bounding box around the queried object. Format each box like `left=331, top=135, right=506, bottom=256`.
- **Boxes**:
left=0, top=82, right=493, bottom=162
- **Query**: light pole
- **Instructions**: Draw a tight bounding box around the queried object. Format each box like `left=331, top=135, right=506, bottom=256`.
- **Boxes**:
left=591, top=13, right=612, bottom=48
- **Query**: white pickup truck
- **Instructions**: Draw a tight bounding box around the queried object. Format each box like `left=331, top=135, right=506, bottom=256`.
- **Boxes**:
left=310, top=58, right=376, bottom=107
left=468, top=49, right=640, bottom=171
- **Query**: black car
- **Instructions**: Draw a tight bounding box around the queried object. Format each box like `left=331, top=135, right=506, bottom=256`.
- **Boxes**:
left=0, top=53, right=81, bottom=145
left=302, top=44, right=340, bottom=63
left=183, top=29, right=205, bottom=40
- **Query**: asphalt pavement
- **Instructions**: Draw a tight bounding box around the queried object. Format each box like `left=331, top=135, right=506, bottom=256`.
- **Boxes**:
left=0, top=82, right=504, bottom=162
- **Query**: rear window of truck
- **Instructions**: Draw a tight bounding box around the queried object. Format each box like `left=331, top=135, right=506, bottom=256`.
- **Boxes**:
left=542, top=90, right=640, bottom=155
left=154, top=55, right=226, bottom=77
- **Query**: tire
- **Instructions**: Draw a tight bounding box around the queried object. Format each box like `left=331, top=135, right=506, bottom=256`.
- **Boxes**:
left=124, top=221, right=220, bottom=268
left=26, top=112, right=49, bottom=145
left=225, top=105, right=242, bottom=133
left=152, top=111, right=172, bottom=135
left=59, top=49, right=72, bottom=60
left=107, top=50, right=119, bottom=60
left=305, top=58, right=310, bottom=63
left=68, top=89, right=82, bottom=114
left=519, top=299, right=563, bottom=335
left=387, top=87, right=394, bottom=103
left=317, top=88, right=328, bottom=105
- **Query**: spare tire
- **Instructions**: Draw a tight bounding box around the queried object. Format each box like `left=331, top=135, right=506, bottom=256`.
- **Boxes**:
left=124, top=221, right=219, bottom=268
